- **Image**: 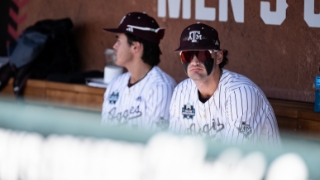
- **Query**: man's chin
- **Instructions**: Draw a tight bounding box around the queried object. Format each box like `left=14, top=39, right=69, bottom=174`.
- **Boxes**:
left=189, top=73, right=207, bottom=81
left=114, top=61, right=122, bottom=67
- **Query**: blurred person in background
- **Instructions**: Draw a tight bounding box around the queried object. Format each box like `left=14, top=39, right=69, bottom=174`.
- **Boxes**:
left=102, top=12, right=176, bottom=131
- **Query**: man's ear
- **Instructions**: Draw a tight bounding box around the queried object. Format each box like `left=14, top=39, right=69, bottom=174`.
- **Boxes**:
left=216, top=50, right=223, bottom=64
left=131, top=42, right=142, bottom=53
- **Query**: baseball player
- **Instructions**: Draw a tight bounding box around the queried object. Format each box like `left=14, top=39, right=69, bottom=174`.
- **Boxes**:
left=169, top=23, right=281, bottom=146
left=102, top=12, right=176, bottom=131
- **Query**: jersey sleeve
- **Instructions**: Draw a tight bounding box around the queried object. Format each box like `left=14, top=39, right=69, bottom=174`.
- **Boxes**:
left=225, top=86, right=280, bottom=146
left=145, top=83, right=175, bottom=131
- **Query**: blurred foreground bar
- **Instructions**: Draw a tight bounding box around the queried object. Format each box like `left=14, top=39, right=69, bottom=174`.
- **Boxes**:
left=0, top=99, right=320, bottom=179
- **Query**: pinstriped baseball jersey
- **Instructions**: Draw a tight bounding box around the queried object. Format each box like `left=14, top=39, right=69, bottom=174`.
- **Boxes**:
left=169, top=69, right=281, bottom=146
left=102, top=66, right=176, bottom=131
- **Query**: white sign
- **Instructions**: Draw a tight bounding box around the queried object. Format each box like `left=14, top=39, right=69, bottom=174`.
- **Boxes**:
left=304, top=0, right=320, bottom=28
left=158, top=0, right=320, bottom=28
left=260, top=0, right=288, bottom=25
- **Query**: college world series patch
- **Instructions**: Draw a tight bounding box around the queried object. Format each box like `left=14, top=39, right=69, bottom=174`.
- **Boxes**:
left=108, top=91, right=119, bottom=104
left=238, top=122, right=252, bottom=137
left=182, top=103, right=195, bottom=119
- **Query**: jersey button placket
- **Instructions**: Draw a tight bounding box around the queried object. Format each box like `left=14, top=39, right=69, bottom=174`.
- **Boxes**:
left=126, top=87, right=130, bottom=96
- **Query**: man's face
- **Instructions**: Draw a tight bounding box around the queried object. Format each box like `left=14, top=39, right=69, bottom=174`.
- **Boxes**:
left=112, top=33, right=133, bottom=67
left=187, top=56, right=207, bottom=80
left=180, top=50, right=216, bottom=81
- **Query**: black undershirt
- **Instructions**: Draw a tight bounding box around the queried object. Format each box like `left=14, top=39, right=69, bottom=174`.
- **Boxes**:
left=198, top=69, right=223, bottom=103
left=127, top=79, right=140, bottom=88
left=198, top=91, right=210, bottom=103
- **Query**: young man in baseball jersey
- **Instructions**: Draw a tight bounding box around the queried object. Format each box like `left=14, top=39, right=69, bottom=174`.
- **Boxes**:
left=169, top=23, right=281, bottom=146
left=102, top=12, right=176, bottom=131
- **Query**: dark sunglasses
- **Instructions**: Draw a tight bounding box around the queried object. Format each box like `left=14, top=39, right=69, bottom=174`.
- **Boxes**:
left=179, top=50, right=214, bottom=63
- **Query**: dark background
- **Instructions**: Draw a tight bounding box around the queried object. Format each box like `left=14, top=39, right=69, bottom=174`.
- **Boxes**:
left=0, top=0, right=19, bottom=56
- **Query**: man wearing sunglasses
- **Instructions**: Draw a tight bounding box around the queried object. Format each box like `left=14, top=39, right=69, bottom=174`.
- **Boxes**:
left=169, top=23, right=280, bottom=146
left=102, top=12, right=176, bottom=130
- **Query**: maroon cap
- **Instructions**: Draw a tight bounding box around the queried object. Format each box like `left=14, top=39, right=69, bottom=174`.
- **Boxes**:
left=103, top=12, right=165, bottom=44
left=175, top=22, right=220, bottom=51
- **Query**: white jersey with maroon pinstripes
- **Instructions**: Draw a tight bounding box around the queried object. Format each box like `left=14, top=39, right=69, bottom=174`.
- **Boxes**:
left=102, top=66, right=176, bottom=131
left=169, top=69, right=281, bottom=146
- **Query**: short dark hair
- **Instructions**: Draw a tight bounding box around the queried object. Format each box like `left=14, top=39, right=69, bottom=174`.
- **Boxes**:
left=125, top=33, right=162, bottom=66
left=219, top=49, right=229, bottom=68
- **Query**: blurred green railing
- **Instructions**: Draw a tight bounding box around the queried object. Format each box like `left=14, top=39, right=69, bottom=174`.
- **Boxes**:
left=0, top=98, right=320, bottom=179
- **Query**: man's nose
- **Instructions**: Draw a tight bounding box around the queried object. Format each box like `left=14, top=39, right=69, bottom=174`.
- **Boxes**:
left=190, top=55, right=200, bottom=65
left=113, top=42, right=117, bottom=50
